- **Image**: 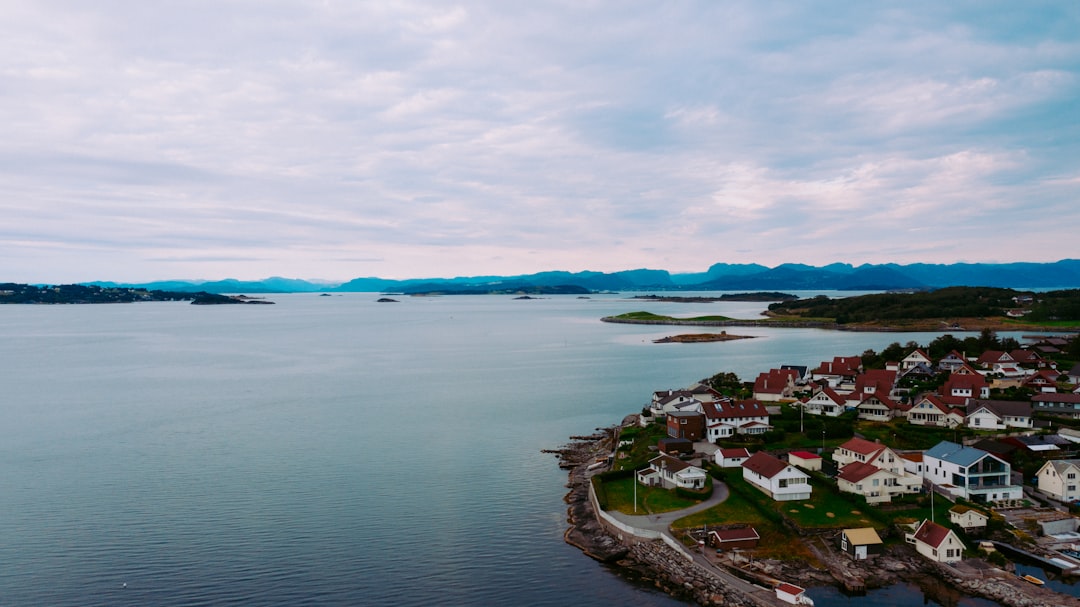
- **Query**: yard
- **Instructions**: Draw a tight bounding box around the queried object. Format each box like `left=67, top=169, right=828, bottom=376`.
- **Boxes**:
left=599, top=475, right=708, bottom=515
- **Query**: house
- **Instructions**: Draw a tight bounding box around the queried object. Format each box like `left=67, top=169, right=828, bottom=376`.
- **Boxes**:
left=715, top=447, right=751, bottom=468
left=1023, top=369, right=1062, bottom=392
left=976, top=350, right=1015, bottom=369
left=911, top=519, right=966, bottom=564
left=937, top=350, right=968, bottom=372
left=709, top=527, right=760, bottom=550
left=834, top=438, right=905, bottom=473
left=923, top=440, right=1022, bottom=503
left=811, top=356, right=863, bottom=388
left=940, top=372, right=989, bottom=402
left=856, top=393, right=907, bottom=422
left=1032, top=393, right=1080, bottom=419
left=837, top=461, right=920, bottom=503
left=638, top=454, right=708, bottom=490
left=999, top=434, right=1068, bottom=457
left=701, top=399, right=772, bottom=441
left=780, top=364, right=809, bottom=383
left=1068, top=362, right=1080, bottom=385
left=800, top=386, right=846, bottom=417
left=900, top=349, right=933, bottom=372
left=1011, top=349, right=1054, bottom=369
left=650, top=391, right=702, bottom=417
left=741, top=451, right=812, bottom=501
left=949, top=505, right=989, bottom=532
left=906, top=394, right=964, bottom=427
left=965, top=399, right=1033, bottom=430
left=899, top=451, right=925, bottom=477
left=753, top=368, right=800, bottom=402
left=1035, top=459, right=1080, bottom=503
left=667, top=410, right=706, bottom=440
left=853, top=369, right=898, bottom=397
left=840, top=527, right=883, bottom=560
left=788, top=451, right=822, bottom=472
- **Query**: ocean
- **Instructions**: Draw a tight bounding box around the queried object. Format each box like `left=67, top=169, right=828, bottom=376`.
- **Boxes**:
left=0, top=293, right=1036, bottom=606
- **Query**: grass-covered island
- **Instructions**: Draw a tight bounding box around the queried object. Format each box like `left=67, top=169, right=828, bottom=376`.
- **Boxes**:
left=653, top=332, right=754, bottom=343
left=605, top=287, right=1080, bottom=332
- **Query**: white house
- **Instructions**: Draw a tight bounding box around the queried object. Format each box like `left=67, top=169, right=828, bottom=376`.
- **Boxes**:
left=837, top=461, right=920, bottom=503
left=833, top=437, right=906, bottom=475
left=965, top=400, right=1033, bottom=430
left=910, top=519, right=965, bottom=564
left=637, top=454, right=707, bottom=490
left=800, top=386, right=846, bottom=417
left=701, top=399, right=772, bottom=441
left=856, top=393, right=907, bottom=422
left=741, top=451, right=812, bottom=501
left=1035, top=459, right=1080, bottom=503
left=906, top=395, right=964, bottom=428
left=923, top=441, right=1022, bottom=503
left=715, top=447, right=751, bottom=468
left=949, top=505, right=989, bottom=532
left=900, top=349, right=933, bottom=372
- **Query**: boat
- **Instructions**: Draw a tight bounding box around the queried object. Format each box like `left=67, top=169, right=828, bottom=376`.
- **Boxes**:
left=1021, top=574, right=1045, bottom=586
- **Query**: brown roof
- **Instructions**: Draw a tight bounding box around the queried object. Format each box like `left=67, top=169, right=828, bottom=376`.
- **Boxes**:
left=968, top=399, right=1032, bottom=418
left=719, top=448, right=751, bottom=458
left=837, top=461, right=883, bottom=483
left=913, top=519, right=954, bottom=549
left=649, top=453, right=692, bottom=474
left=702, top=399, right=769, bottom=421
left=838, top=437, right=885, bottom=457
left=711, top=527, right=760, bottom=542
left=741, top=451, right=789, bottom=479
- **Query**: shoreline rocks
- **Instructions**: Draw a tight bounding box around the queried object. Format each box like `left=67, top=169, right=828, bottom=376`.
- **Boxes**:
left=553, top=427, right=1080, bottom=607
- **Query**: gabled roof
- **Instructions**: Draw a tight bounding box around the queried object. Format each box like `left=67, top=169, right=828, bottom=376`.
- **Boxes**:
left=813, top=356, right=862, bottom=376
left=719, top=447, right=751, bottom=458
left=913, top=519, right=956, bottom=549
left=701, top=399, right=769, bottom=421
left=838, top=461, right=885, bottom=483
left=853, top=369, right=897, bottom=394
left=1041, top=459, right=1080, bottom=476
left=649, top=453, right=692, bottom=474
left=967, top=399, right=1032, bottom=419
left=741, top=451, right=791, bottom=479
left=949, top=505, right=988, bottom=520
left=843, top=527, right=883, bottom=546
left=753, top=368, right=800, bottom=394
left=838, top=437, right=886, bottom=458
left=809, top=386, right=845, bottom=404
left=789, top=450, right=820, bottom=460
left=976, top=350, right=1013, bottom=366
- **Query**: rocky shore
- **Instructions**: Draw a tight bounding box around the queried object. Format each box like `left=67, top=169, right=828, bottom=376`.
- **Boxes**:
left=551, top=428, right=1080, bottom=607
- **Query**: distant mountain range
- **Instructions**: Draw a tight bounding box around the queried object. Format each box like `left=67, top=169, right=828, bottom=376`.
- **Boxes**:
left=85, top=259, right=1080, bottom=294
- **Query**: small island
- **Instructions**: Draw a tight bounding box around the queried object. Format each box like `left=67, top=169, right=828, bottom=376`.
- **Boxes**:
left=631, top=292, right=797, bottom=303
left=653, top=332, right=754, bottom=343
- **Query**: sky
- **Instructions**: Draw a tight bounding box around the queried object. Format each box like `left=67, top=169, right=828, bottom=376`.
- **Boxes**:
left=2, top=1, right=1079, bottom=284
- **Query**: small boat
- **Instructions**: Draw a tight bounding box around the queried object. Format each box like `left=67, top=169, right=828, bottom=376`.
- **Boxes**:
left=1021, top=574, right=1045, bottom=586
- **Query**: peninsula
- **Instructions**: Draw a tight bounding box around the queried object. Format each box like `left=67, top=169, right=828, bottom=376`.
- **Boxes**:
left=0, top=283, right=274, bottom=305
left=603, top=287, right=1080, bottom=333
left=552, top=331, right=1080, bottom=607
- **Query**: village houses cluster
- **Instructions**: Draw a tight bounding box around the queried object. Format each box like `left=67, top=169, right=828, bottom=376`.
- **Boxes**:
left=635, top=336, right=1080, bottom=566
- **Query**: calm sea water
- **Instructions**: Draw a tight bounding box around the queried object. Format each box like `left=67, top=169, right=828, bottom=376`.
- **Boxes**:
left=0, top=293, right=1038, bottom=606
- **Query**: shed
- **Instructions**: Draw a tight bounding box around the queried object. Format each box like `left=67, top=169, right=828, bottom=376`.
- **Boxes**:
left=840, top=527, right=883, bottom=560
left=788, top=450, right=822, bottom=472
left=656, top=437, right=694, bottom=455
left=709, top=527, right=760, bottom=550
left=775, top=582, right=812, bottom=605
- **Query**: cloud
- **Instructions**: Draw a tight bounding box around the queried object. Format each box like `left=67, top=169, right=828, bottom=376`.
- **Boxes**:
left=0, top=1, right=1078, bottom=282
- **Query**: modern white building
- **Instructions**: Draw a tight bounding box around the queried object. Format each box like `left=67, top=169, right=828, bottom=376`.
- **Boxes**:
left=923, top=441, right=1022, bottom=503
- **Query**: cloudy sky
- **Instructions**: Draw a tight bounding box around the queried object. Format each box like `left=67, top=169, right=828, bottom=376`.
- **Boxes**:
left=2, top=1, right=1078, bottom=283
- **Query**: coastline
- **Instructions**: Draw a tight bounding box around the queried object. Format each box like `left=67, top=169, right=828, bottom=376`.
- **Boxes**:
left=601, top=316, right=1080, bottom=333
left=552, top=428, right=1080, bottom=607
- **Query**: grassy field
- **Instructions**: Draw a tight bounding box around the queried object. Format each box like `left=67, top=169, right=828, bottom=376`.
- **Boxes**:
left=601, top=476, right=708, bottom=515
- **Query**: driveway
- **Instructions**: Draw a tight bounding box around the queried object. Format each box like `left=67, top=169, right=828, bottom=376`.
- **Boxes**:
left=607, top=478, right=729, bottom=533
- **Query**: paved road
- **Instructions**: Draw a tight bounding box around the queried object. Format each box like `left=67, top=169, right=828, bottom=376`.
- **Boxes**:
left=606, top=478, right=787, bottom=607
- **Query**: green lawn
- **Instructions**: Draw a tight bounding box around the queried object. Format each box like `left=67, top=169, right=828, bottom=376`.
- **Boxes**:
left=602, top=476, right=706, bottom=515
